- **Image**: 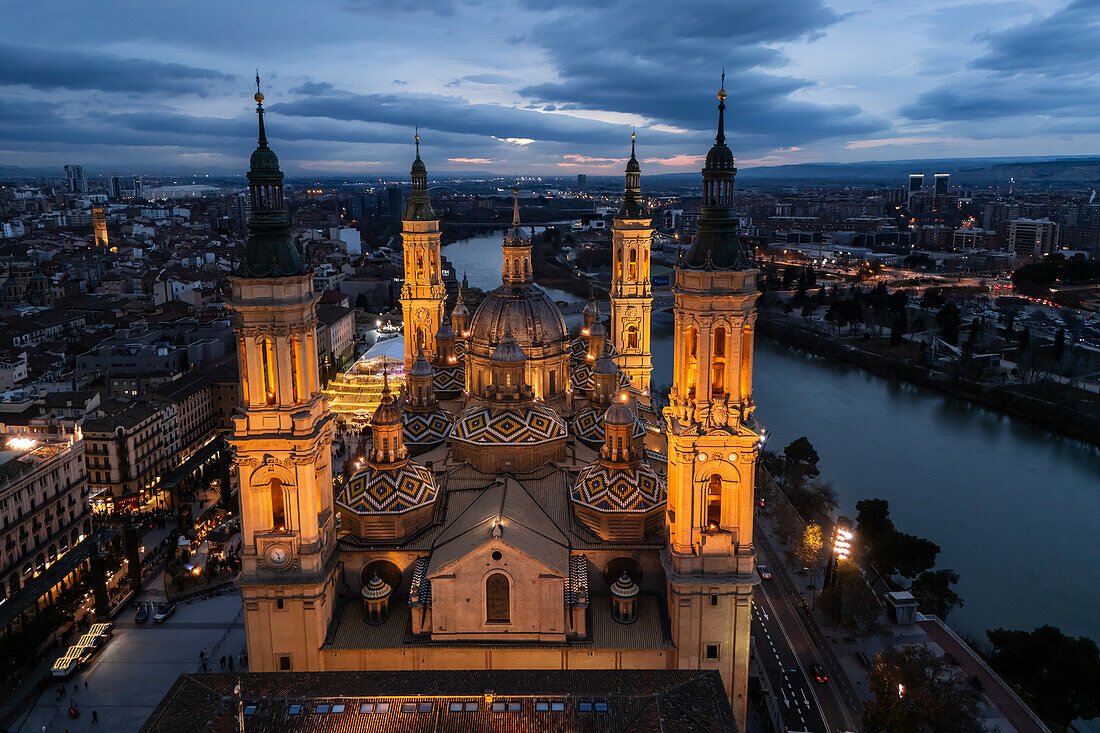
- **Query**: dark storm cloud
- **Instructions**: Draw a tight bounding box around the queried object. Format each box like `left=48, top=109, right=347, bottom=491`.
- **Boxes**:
left=900, top=79, right=1100, bottom=122
left=290, top=81, right=335, bottom=96
left=969, top=0, right=1100, bottom=78
left=0, top=44, right=233, bottom=95
left=271, top=91, right=676, bottom=146
left=514, top=0, right=887, bottom=148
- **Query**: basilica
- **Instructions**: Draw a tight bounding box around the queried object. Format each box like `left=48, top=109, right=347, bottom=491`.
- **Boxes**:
left=227, top=82, right=762, bottom=727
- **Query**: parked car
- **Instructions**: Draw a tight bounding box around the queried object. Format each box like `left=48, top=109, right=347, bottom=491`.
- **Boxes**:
left=135, top=604, right=149, bottom=624
left=757, top=564, right=772, bottom=579
left=152, top=603, right=176, bottom=623
left=810, top=663, right=828, bottom=684
left=855, top=651, right=871, bottom=668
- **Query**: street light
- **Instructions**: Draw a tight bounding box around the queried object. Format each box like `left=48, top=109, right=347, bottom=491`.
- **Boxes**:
left=834, top=527, right=852, bottom=561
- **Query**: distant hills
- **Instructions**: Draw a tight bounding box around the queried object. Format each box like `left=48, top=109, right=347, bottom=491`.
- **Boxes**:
left=730, top=156, right=1100, bottom=187
left=2, top=155, right=1098, bottom=188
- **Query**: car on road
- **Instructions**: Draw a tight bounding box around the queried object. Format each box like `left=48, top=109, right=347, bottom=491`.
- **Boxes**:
left=757, top=564, right=772, bottom=579
left=152, top=603, right=176, bottom=623
left=135, top=604, right=149, bottom=624
left=810, top=662, right=828, bottom=684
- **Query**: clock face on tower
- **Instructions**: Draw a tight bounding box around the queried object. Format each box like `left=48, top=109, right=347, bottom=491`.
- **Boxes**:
left=267, top=544, right=290, bottom=569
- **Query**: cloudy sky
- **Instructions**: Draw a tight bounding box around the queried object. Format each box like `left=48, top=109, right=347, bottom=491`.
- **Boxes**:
left=1, top=0, right=1097, bottom=176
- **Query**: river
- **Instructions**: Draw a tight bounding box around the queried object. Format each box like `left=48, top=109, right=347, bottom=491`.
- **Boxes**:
left=446, top=234, right=1100, bottom=641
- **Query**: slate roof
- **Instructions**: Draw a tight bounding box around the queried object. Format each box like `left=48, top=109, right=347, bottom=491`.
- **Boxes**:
left=142, top=669, right=736, bottom=733
left=426, top=477, right=571, bottom=577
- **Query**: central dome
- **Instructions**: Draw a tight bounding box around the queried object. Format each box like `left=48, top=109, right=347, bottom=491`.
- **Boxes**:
left=468, top=284, right=568, bottom=348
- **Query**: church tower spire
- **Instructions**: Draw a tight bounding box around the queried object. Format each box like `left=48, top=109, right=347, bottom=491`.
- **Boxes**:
left=240, top=76, right=303, bottom=278
left=228, top=81, right=338, bottom=674
left=610, top=131, right=653, bottom=393
left=501, top=189, right=533, bottom=286
left=399, top=130, right=446, bottom=368
left=663, top=79, right=762, bottom=729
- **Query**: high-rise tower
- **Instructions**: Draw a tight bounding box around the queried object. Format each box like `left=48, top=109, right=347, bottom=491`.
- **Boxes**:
left=399, top=133, right=446, bottom=367
left=610, top=133, right=653, bottom=393
left=227, top=80, right=338, bottom=673
left=664, top=78, right=761, bottom=729
left=92, top=206, right=108, bottom=248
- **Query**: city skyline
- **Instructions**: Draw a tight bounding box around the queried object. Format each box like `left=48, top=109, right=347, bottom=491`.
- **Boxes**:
left=2, top=0, right=1098, bottom=175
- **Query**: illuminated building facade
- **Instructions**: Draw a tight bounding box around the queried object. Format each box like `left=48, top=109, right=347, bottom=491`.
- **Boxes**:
left=92, top=206, right=108, bottom=249
left=610, top=133, right=654, bottom=393
left=233, top=81, right=759, bottom=730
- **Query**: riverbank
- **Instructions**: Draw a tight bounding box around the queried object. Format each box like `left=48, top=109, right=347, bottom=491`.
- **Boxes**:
left=758, top=311, right=1100, bottom=449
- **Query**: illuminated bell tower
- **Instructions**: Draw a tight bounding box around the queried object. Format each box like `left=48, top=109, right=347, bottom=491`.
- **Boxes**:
left=664, top=78, right=761, bottom=729
left=611, top=133, right=653, bottom=393
left=399, top=132, right=446, bottom=367
left=228, top=80, right=338, bottom=673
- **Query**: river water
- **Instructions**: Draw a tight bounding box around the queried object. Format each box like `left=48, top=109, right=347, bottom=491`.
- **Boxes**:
left=446, top=234, right=1100, bottom=641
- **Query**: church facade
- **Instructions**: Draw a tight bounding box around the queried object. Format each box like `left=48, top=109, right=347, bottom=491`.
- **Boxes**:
left=228, top=81, right=762, bottom=728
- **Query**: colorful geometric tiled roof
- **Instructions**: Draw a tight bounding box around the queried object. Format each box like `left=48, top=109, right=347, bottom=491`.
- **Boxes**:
left=432, top=364, right=465, bottom=395
left=403, top=409, right=454, bottom=448
left=611, top=572, right=639, bottom=599
left=571, top=461, right=666, bottom=513
left=337, top=462, right=438, bottom=515
left=571, top=405, right=646, bottom=446
left=451, top=404, right=566, bottom=446
left=570, top=362, right=631, bottom=392
left=571, top=336, right=620, bottom=360
left=362, top=574, right=392, bottom=601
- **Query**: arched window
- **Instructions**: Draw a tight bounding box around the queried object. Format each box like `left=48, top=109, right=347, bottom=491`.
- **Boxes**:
left=261, top=338, right=277, bottom=405
left=686, top=327, right=698, bottom=399
left=626, top=325, right=638, bottom=350
left=628, top=249, right=637, bottom=280
left=712, top=327, right=726, bottom=396
left=706, top=474, right=722, bottom=529
left=486, top=573, right=510, bottom=623
left=270, top=478, right=285, bottom=530
left=616, top=249, right=623, bottom=280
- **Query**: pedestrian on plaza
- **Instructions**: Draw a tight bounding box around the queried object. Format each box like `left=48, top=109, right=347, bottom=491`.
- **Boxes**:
left=227, top=655, right=234, bottom=671
left=220, top=656, right=226, bottom=670
left=92, top=710, right=98, bottom=723
left=201, top=660, right=207, bottom=672
left=73, top=683, right=78, bottom=693
left=84, top=680, right=88, bottom=688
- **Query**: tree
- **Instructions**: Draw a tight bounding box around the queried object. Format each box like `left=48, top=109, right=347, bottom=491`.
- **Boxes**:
left=862, top=645, right=984, bottom=733
left=855, top=499, right=939, bottom=582
left=820, top=562, right=883, bottom=638
left=936, top=302, right=961, bottom=345
left=909, top=569, right=962, bottom=619
left=890, top=309, right=908, bottom=347
left=783, top=437, right=820, bottom=486
left=785, top=478, right=838, bottom=519
left=986, top=625, right=1100, bottom=728
left=920, top=287, right=945, bottom=309
left=355, top=292, right=368, bottom=310
left=795, top=521, right=825, bottom=571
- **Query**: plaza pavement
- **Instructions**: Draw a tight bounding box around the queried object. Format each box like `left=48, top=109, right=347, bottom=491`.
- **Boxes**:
left=12, top=577, right=245, bottom=733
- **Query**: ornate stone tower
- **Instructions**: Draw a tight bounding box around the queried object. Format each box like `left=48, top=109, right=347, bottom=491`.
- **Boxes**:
left=611, top=133, right=653, bottom=393
left=399, top=133, right=446, bottom=366
left=664, top=79, right=761, bottom=729
left=228, top=81, right=338, bottom=673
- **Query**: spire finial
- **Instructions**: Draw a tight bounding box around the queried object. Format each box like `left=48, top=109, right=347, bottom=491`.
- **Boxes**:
left=254, top=71, right=268, bottom=148
left=512, top=188, right=520, bottom=226
left=715, top=71, right=727, bottom=146
left=631, top=128, right=636, bottom=159
left=382, top=362, right=390, bottom=396
left=415, top=126, right=420, bottom=158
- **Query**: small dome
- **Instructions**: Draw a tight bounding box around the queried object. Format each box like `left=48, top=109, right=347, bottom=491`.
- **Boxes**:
left=490, top=330, right=526, bottom=364
left=604, top=401, right=633, bottom=426
left=588, top=322, right=605, bottom=339
left=411, top=155, right=426, bottom=176
left=705, top=142, right=736, bottom=171
left=409, top=350, right=433, bottom=378
left=249, top=145, right=281, bottom=173
left=593, top=354, right=617, bottom=376
left=611, top=573, right=639, bottom=599
left=436, top=321, right=455, bottom=340
left=626, top=155, right=640, bottom=173
left=583, top=297, right=599, bottom=316
left=362, top=574, right=393, bottom=601
left=371, top=391, right=402, bottom=427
